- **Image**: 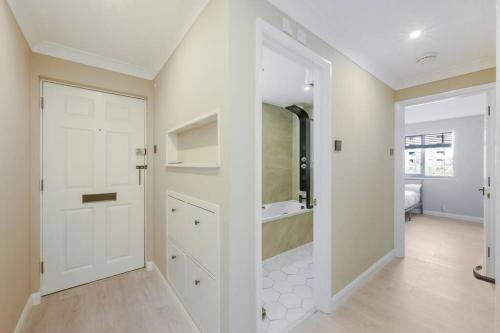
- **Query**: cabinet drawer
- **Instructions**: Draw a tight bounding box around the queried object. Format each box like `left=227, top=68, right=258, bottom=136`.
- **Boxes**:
left=167, top=196, right=187, bottom=249
left=186, top=204, right=218, bottom=276
left=186, top=257, right=218, bottom=333
left=167, top=242, right=187, bottom=300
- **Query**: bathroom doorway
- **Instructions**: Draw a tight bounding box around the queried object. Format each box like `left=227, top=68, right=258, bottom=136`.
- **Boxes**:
left=255, top=20, right=333, bottom=332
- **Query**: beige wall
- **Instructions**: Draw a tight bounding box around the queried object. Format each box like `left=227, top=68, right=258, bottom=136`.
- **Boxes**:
left=262, top=212, right=313, bottom=260
left=262, top=103, right=294, bottom=204
left=227, top=1, right=395, bottom=331
left=29, top=53, right=155, bottom=292
left=395, top=68, right=496, bottom=101
left=152, top=0, right=230, bottom=330
left=0, top=1, right=31, bottom=332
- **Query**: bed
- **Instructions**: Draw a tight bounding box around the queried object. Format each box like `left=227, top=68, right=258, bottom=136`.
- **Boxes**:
left=405, top=183, right=423, bottom=221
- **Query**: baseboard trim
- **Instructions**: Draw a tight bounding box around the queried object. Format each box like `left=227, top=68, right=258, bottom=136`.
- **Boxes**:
left=330, top=250, right=395, bottom=310
left=145, top=261, right=154, bottom=271
left=423, top=210, right=483, bottom=223
left=149, top=262, right=200, bottom=332
left=14, top=292, right=41, bottom=333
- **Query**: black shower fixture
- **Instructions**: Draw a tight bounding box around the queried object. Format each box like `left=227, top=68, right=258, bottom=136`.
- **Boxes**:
left=285, top=105, right=312, bottom=209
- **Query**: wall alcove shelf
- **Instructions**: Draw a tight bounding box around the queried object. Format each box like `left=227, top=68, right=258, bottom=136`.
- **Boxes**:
left=165, top=109, right=220, bottom=168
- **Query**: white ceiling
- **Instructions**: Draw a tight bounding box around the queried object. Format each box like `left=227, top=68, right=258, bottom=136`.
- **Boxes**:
left=7, top=0, right=208, bottom=79
left=268, top=0, right=496, bottom=89
left=405, top=93, right=487, bottom=124
left=262, top=47, right=313, bottom=108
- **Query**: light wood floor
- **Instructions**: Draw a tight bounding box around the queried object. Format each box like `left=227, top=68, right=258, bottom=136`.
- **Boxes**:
left=292, top=214, right=495, bottom=333
left=21, top=215, right=494, bottom=333
left=21, top=268, right=198, bottom=333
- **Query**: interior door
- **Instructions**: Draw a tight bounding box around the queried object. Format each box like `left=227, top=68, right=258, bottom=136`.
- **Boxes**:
left=484, top=91, right=496, bottom=278
left=42, top=82, right=145, bottom=294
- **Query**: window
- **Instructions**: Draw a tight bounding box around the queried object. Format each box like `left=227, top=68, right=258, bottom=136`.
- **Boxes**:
left=405, top=132, right=454, bottom=177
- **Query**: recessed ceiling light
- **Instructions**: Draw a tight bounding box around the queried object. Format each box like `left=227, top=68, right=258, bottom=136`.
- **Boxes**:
left=409, top=30, right=422, bottom=39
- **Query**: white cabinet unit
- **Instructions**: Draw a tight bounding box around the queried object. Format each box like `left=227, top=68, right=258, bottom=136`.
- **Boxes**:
left=166, top=191, right=219, bottom=333
left=167, top=242, right=187, bottom=301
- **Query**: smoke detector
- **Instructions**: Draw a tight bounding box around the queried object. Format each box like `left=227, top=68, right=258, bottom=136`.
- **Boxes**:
left=416, top=52, right=438, bottom=65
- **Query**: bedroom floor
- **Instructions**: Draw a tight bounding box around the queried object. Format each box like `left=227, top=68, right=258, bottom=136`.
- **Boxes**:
left=291, top=214, right=495, bottom=333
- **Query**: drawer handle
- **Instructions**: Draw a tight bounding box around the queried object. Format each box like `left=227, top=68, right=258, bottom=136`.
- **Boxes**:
left=194, top=220, right=201, bottom=225
left=171, top=208, right=176, bottom=212
left=171, top=255, right=177, bottom=260
left=194, top=279, right=201, bottom=285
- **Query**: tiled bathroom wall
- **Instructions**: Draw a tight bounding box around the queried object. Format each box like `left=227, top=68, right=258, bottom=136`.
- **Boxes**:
left=262, top=212, right=313, bottom=260
left=262, top=103, right=294, bottom=204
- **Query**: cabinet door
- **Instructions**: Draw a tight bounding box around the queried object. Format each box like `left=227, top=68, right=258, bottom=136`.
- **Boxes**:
left=167, top=242, right=187, bottom=300
left=186, top=257, right=218, bottom=333
left=186, top=204, right=218, bottom=276
left=167, top=196, right=187, bottom=250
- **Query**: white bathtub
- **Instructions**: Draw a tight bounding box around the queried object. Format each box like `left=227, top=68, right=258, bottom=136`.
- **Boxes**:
left=262, top=200, right=312, bottom=223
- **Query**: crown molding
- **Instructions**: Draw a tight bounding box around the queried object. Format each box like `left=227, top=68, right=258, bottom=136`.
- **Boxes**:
left=395, top=58, right=496, bottom=90
left=32, top=42, right=155, bottom=80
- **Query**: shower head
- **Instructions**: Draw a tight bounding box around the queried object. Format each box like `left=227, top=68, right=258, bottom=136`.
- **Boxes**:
left=285, top=105, right=309, bottom=119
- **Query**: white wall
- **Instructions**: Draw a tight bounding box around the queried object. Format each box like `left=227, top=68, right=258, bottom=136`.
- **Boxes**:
left=405, top=115, right=484, bottom=219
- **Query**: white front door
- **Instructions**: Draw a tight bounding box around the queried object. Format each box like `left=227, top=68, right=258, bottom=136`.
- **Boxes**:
left=42, top=82, right=146, bottom=294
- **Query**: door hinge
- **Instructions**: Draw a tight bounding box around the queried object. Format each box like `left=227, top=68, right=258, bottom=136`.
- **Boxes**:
left=313, top=198, right=317, bottom=206
left=488, top=106, right=491, bottom=116
left=488, top=176, right=491, bottom=187
left=40, top=179, right=44, bottom=192
left=41, top=97, right=44, bottom=110
left=488, top=247, right=491, bottom=258
left=153, top=145, right=158, bottom=154
left=40, top=261, right=44, bottom=274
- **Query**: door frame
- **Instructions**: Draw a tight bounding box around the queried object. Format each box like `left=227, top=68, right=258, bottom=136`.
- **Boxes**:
left=254, top=19, right=333, bottom=331
left=394, top=83, right=496, bottom=272
left=39, top=79, right=149, bottom=294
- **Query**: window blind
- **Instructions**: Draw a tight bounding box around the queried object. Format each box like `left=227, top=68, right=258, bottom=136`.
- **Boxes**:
left=405, top=132, right=452, bottom=149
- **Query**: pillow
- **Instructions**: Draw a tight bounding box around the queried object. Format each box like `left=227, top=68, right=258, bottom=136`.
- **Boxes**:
left=405, top=184, right=422, bottom=193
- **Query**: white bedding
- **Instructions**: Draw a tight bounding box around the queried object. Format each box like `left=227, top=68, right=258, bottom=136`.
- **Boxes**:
left=404, top=190, right=420, bottom=209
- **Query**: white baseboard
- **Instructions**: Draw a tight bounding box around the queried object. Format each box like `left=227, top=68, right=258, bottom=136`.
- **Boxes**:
left=423, top=210, right=483, bottom=223
left=330, top=250, right=395, bottom=310
left=14, top=292, right=41, bottom=333
left=145, top=261, right=154, bottom=271
left=149, top=262, right=200, bottom=332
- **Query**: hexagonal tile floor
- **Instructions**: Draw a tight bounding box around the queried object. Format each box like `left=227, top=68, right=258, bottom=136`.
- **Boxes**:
left=262, top=243, right=315, bottom=333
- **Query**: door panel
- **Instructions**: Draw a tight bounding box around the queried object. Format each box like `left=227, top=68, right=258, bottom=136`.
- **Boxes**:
left=106, top=204, right=132, bottom=262
left=63, top=208, right=94, bottom=271
left=106, top=131, right=130, bottom=186
left=65, top=128, right=94, bottom=188
left=42, top=82, right=145, bottom=294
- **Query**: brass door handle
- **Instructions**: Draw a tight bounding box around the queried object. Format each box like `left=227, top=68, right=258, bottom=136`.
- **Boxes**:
left=136, top=165, right=147, bottom=185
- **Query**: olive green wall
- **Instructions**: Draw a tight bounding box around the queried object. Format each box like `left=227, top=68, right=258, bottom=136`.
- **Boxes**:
left=262, top=212, right=313, bottom=260
left=262, top=103, right=294, bottom=203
